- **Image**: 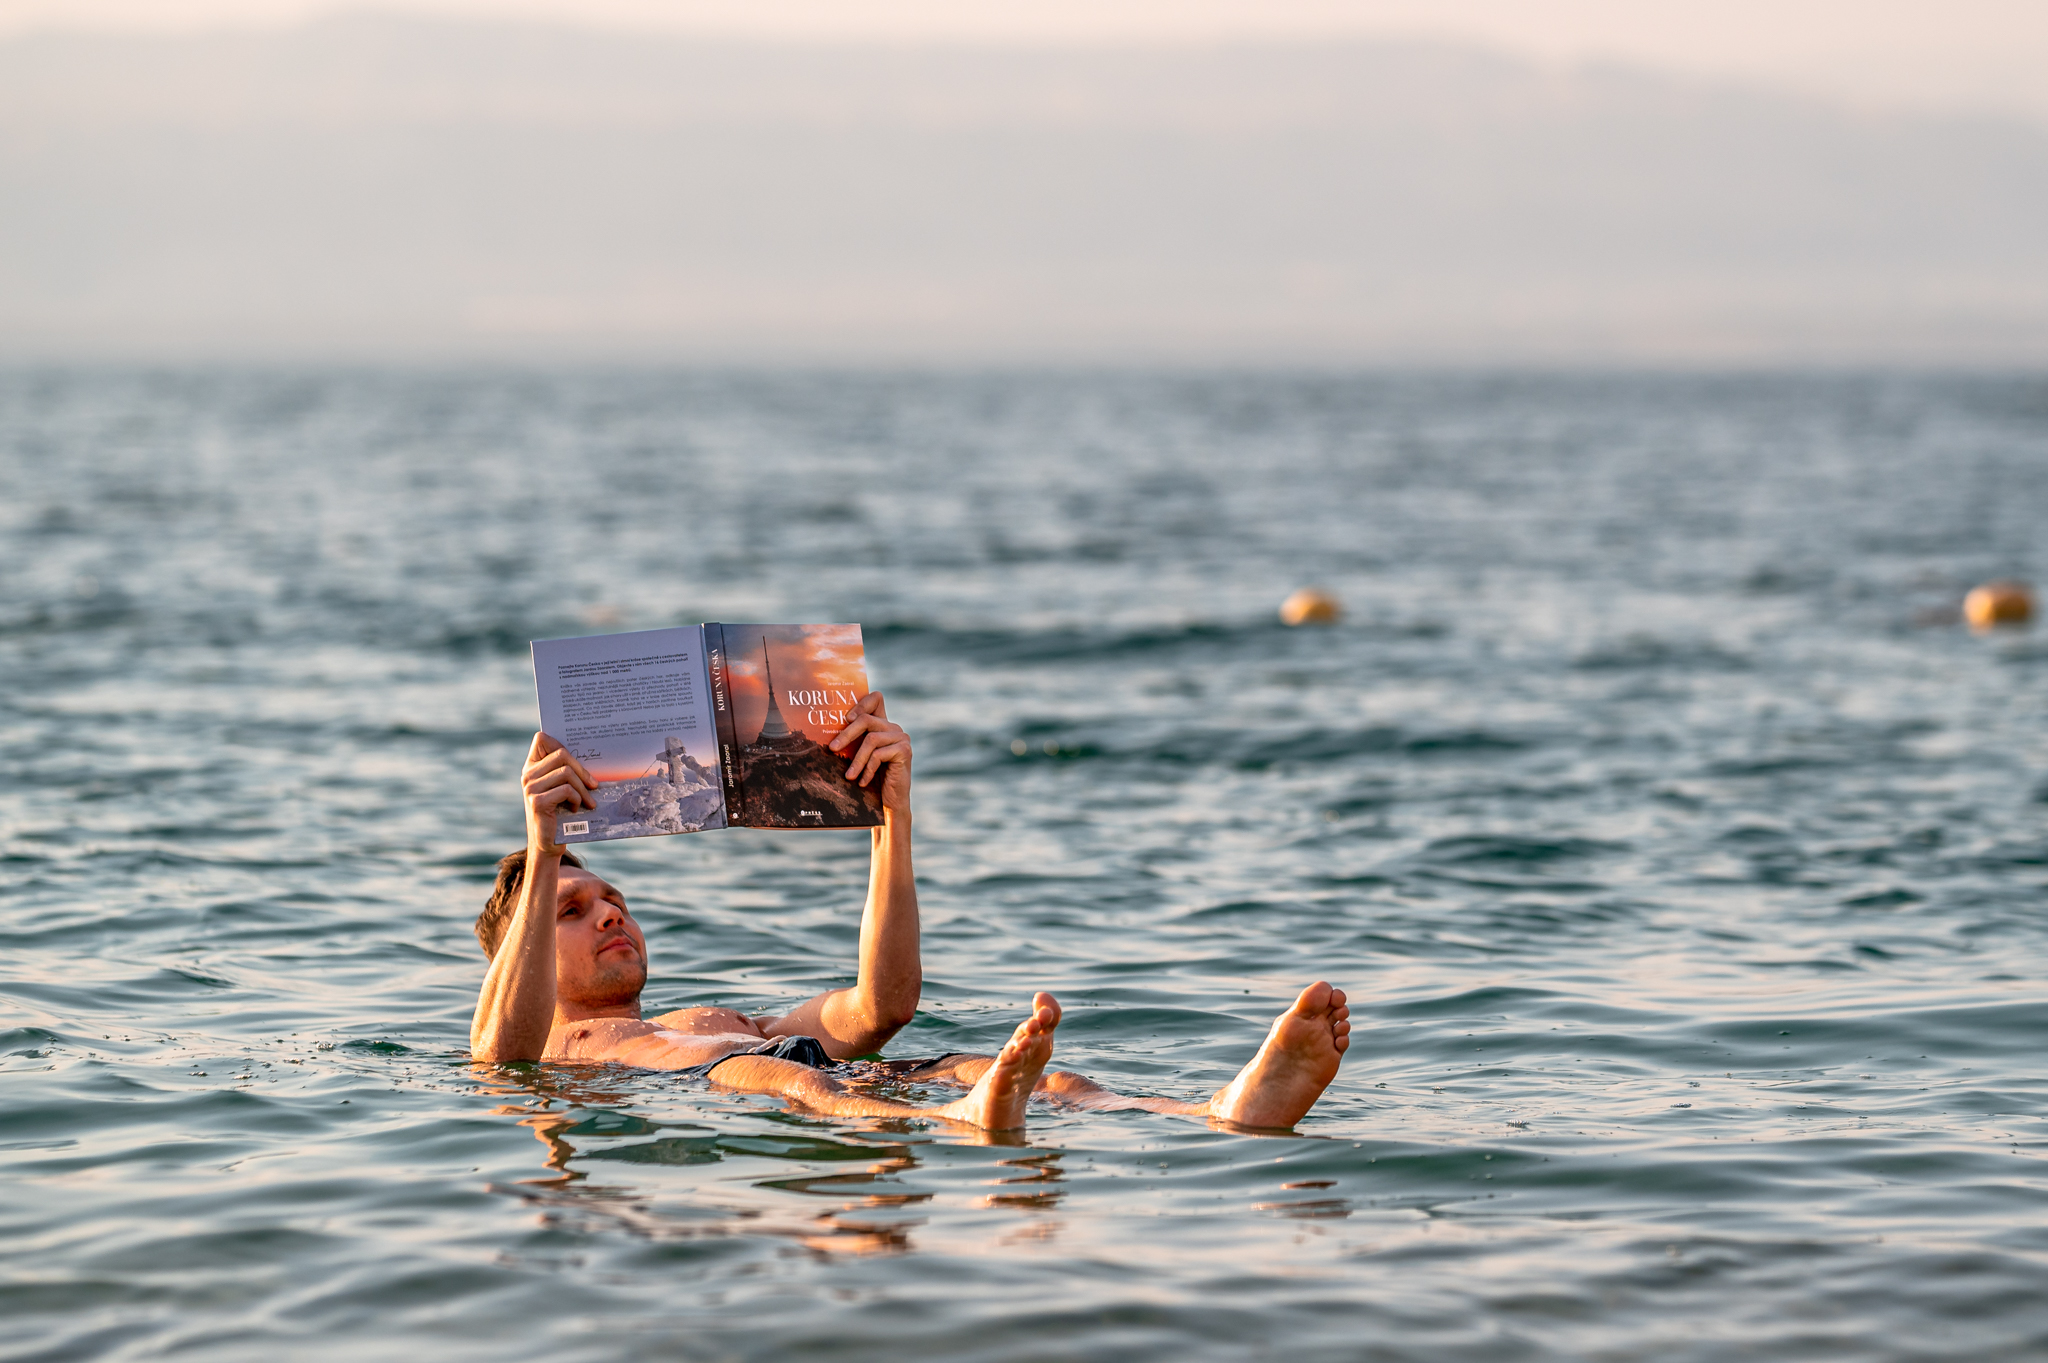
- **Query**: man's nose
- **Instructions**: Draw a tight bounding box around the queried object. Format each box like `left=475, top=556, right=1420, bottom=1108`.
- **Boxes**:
left=593, top=900, right=625, bottom=932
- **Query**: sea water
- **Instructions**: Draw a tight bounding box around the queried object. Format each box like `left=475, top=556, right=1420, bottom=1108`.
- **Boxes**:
left=4, top=370, right=2047, bottom=1361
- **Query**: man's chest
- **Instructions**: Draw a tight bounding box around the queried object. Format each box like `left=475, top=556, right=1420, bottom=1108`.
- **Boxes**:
left=647, top=1005, right=766, bottom=1037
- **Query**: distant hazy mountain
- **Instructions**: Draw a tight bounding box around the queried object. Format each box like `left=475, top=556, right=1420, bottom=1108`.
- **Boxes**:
left=2, top=13, right=2045, bottom=363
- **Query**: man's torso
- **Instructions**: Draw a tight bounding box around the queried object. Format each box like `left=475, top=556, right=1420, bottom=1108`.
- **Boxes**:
left=544, top=1006, right=772, bottom=1065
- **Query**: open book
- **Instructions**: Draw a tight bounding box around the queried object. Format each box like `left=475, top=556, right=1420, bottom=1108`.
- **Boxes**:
left=531, top=623, right=884, bottom=843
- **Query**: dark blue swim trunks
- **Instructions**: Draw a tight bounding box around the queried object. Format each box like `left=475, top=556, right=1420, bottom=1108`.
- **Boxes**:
left=677, top=1035, right=964, bottom=1083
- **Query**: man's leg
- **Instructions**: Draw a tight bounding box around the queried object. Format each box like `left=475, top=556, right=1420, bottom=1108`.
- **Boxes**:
left=709, top=994, right=1060, bottom=1131
left=908, top=983, right=1351, bottom=1129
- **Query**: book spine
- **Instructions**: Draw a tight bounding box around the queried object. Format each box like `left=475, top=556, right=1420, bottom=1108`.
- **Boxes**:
left=705, top=623, right=744, bottom=822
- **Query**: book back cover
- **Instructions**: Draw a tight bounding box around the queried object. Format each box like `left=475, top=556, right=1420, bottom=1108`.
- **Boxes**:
left=531, top=626, right=728, bottom=843
left=713, top=622, right=884, bottom=829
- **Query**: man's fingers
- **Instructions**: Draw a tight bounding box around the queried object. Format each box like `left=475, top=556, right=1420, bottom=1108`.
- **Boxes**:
left=829, top=714, right=897, bottom=751
left=524, top=753, right=589, bottom=791
left=830, top=714, right=903, bottom=753
left=534, top=779, right=596, bottom=814
left=526, top=748, right=598, bottom=790
left=533, top=781, right=587, bottom=814
left=528, top=780, right=594, bottom=813
left=862, top=742, right=908, bottom=786
left=827, top=714, right=871, bottom=751
left=526, top=762, right=592, bottom=804
left=843, top=731, right=890, bottom=782
left=848, top=736, right=909, bottom=785
left=830, top=696, right=908, bottom=782
left=525, top=738, right=597, bottom=790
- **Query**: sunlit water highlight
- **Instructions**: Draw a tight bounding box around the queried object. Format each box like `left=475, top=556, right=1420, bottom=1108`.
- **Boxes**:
left=5, top=370, right=2048, bottom=1361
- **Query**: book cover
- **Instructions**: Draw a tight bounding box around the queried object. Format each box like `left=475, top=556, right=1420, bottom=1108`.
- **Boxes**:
left=711, top=622, right=884, bottom=829
left=530, top=626, right=728, bottom=843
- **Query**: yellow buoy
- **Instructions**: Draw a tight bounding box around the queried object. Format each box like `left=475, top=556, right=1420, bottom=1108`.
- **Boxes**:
left=1963, top=580, right=2034, bottom=631
left=1280, top=587, right=1342, bottom=626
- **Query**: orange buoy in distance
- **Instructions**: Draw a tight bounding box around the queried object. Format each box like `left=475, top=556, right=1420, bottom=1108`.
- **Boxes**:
left=1963, top=580, right=2034, bottom=631
left=1280, top=588, right=1342, bottom=626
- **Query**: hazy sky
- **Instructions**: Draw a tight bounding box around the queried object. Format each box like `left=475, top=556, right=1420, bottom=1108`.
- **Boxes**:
left=7, top=7, right=2046, bottom=362
left=3, top=0, right=2047, bottom=122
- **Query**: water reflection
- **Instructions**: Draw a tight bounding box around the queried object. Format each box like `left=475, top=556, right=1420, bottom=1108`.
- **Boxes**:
left=1253, top=1197, right=1353, bottom=1220
left=983, top=1152, right=1068, bottom=1210
left=757, top=1160, right=931, bottom=1206
left=476, top=1062, right=1064, bottom=1255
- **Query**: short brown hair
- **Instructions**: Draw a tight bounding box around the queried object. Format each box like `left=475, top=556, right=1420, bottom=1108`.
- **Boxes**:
left=476, top=848, right=585, bottom=959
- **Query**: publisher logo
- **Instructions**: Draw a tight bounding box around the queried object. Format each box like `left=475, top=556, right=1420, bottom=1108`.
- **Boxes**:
left=560, top=821, right=590, bottom=836
left=799, top=810, right=822, bottom=819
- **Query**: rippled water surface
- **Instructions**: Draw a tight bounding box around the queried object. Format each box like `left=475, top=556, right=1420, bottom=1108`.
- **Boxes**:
left=6, top=370, right=2048, bottom=1361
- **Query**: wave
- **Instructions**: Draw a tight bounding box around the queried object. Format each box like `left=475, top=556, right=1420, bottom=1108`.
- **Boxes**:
left=920, top=721, right=1535, bottom=774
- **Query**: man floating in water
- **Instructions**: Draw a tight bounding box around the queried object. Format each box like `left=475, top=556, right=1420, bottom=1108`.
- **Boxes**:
left=470, top=695, right=1350, bottom=1132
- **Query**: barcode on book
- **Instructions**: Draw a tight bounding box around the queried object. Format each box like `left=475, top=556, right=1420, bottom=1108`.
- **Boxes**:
left=560, top=821, right=590, bottom=835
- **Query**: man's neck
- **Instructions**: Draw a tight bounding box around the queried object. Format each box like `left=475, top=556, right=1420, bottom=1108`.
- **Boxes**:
left=553, top=998, right=644, bottom=1026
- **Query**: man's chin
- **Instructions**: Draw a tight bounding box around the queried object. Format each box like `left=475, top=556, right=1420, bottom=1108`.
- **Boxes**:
left=582, top=961, right=647, bottom=1006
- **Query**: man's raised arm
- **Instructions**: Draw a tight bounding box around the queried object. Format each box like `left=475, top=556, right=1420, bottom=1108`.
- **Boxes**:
left=471, top=733, right=599, bottom=1063
left=759, top=693, right=921, bottom=1059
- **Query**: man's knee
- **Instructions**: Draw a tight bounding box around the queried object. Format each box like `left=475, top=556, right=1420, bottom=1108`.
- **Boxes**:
left=1040, top=1068, right=1107, bottom=1097
left=926, top=1054, right=992, bottom=1083
left=709, top=1054, right=832, bottom=1097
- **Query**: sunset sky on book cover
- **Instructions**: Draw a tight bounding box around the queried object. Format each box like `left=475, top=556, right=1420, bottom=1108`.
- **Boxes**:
left=722, top=623, right=871, bottom=747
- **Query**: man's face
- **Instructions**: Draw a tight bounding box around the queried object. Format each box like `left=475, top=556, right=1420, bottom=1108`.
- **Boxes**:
left=553, top=866, right=647, bottom=1010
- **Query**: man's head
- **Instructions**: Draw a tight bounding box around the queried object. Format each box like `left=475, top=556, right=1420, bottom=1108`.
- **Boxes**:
left=477, top=850, right=648, bottom=1011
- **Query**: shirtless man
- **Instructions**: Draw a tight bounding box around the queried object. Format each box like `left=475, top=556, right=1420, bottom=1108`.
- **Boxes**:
left=471, top=693, right=1350, bottom=1132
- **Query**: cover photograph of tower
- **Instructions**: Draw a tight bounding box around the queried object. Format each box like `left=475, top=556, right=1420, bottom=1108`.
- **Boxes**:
left=717, top=622, right=883, bottom=829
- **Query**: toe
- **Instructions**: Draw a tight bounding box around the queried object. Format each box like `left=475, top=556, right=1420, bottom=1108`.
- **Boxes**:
left=1296, top=981, right=1333, bottom=1015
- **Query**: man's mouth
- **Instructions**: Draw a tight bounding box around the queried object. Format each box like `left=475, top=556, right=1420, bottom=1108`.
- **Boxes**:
left=597, top=937, right=637, bottom=958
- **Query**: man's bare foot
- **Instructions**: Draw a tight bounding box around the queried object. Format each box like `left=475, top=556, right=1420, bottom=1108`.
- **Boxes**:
left=933, top=993, right=1060, bottom=1130
left=1207, top=982, right=1350, bottom=1128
